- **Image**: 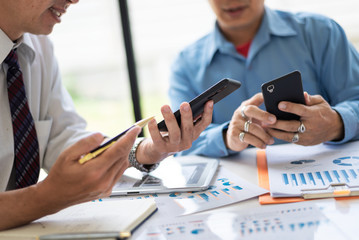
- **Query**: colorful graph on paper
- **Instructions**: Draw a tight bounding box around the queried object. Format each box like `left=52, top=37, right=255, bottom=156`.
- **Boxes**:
left=266, top=141, right=359, bottom=197
left=137, top=202, right=346, bottom=240
left=172, top=167, right=268, bottom=215
left=118, top=166, right=267, bottom=215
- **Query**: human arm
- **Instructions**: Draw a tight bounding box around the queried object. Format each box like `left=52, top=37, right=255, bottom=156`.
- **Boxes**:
left=0, top=128, right=141, bottom=230
left=299, top=17, right=359, bottom=144
left=265, top=18, right=359, bottom=145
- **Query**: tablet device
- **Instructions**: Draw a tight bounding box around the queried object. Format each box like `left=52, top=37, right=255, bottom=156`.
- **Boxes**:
left=158, top=78, right=241, bottom=131
left=111, top=155, right=219, bottom=196
left=261, top=71, right=305, bottom=120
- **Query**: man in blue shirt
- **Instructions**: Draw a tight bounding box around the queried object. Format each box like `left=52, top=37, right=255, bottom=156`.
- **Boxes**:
left=169, top=0, right=359, bottom=157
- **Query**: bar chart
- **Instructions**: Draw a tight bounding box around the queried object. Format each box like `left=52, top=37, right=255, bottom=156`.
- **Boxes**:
left=281, top=168, right=359, bottom=187
left=138, top=202, right=345, bottom=240
left=266, top=141, right=359, bottom=197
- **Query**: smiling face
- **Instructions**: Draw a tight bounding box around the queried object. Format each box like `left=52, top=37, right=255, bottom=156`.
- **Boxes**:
left=0, top=0, right=79, bottom=41
left=208, top=0, right=265, bottom=44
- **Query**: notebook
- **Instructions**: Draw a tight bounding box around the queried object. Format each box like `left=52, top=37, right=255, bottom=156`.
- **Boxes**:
left=0, top=199, right=157, bottom=240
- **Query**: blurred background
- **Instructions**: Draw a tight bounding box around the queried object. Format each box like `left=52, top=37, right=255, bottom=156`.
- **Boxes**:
left=50, top=0, right=359, bottom=137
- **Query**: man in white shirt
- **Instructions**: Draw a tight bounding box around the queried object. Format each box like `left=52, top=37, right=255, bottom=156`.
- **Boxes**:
left=0, top=0, right=213, bottom=230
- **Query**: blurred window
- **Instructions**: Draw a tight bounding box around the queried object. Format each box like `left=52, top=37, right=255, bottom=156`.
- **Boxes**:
left=50, top=0, right=359, bottom=136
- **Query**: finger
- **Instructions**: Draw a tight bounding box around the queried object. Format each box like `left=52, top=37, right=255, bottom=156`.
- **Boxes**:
left=267, top=128, right=297, bottom=143
left=192, top=101, right=213, bottom=138
left=227, top=120, right=273, bottom=150
left=110, top=160, right=131, bottom=188
left=305, top=94, right=324, bottom=106
left=240, top=132, right=268, bottom=149
left=246, top=122, right=275, bottom=145
left=96, top=126, right=141, bottom=166
left=89, top=159, right=129, bottom=197
left=179, top=102, right=194, bottom=144
left=227, top=129, right=249, bottom=150
left=161, top=105, right=181, bottom=142
left=239, top=105, right=276, bottom=125
left=278, top=101, right=307, bottom=118
left=99, top=155, right=130, bottom=194
left=304, top=91, right=310, bottom=105
left=243, top=92, right=264, bottom=106
left=62, top=133, right=105, bottom=161
left=268, top=119, right=301, bottom=133
left=148, top=118, right=164, bottom=143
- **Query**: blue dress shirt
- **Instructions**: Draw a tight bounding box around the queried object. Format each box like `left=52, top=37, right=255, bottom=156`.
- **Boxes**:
left=169, top=7, right=359, bottom=157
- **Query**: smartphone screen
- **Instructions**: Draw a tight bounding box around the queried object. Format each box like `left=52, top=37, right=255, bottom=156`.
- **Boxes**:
left=261, top=71, right=305, bottom=120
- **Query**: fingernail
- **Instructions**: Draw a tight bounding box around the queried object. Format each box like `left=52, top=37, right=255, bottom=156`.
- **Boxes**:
left=279, top=103, right=286, bottom=110
left=268, top=116, right=276, bottom=123
left=162, top=105, right=171, bottom=113
left=183, top=104, right=190, bottom=112
left=208, top=101, right=214, bottom=108
left=269, top=138, right=275, bottom=145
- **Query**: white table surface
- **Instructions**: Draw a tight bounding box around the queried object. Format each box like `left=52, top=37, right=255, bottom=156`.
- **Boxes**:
left=130, top=146, right=359, bottom=239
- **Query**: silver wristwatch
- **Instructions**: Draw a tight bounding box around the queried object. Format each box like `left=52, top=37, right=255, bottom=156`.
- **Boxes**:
left=128, top=138, right=159, bottom=173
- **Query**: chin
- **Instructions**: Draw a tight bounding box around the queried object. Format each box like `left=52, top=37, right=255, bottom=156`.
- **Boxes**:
left=30, top=24, right=56, bottom=36
left=41, top=25, right=55, bottom=35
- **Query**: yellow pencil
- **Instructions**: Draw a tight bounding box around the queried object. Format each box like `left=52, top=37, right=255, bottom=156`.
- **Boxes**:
left=79, top=116, right=155, bottom=164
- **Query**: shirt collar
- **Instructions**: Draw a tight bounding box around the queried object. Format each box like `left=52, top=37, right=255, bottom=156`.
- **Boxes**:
left=0, top=28, right=15, bottom=63
left=204, top=22, right=236, bottom=66
left=205, top=6, right=297, bottom=66
left=265, top=6, right=297, bottom=37
left=0, top=29, right=36, bottom=64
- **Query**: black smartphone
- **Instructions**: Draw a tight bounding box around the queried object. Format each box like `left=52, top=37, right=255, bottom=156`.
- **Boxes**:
left=261, top=71, right=305, bottom=120
left=157, top=78, right=241, bottom=131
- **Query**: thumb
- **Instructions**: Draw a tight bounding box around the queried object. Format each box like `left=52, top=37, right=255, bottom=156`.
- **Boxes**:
left=304, top=92, right=311, bottom=105
left=247, top=92, right=264, bottom=106
left=61, top=132, right=105, bottom=160
left=304, top=92, right=323, bottom=106
left=105, top=126, right=142, bottom=158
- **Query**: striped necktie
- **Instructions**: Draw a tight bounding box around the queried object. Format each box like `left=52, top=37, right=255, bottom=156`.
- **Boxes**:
left=5, top=49, right=40, bottom=189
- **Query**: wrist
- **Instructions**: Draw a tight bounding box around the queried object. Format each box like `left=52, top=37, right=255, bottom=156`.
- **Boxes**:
left=331, top=110, right=344, bottom=141
left=129, top=138, right=159, bottom=173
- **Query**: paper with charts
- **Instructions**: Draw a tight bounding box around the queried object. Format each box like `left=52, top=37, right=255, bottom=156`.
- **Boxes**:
left=136, top=201, right=347, bottom=240
left=266, top=141, right=359, bottom=198
left=121, top=166, right=268, bottom=215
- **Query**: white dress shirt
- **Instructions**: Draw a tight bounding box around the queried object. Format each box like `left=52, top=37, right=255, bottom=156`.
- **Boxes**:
left=0, top=29, right=91, bottom=191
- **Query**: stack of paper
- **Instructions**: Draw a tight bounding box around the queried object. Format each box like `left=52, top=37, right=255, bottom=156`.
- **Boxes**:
left=262, top=141, right=359, bottom=200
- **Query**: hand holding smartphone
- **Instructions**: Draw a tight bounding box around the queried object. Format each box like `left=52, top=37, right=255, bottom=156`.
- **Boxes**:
left=261, top=71, right=305, bottom=120
left=158, top=78, right=241, bottom=131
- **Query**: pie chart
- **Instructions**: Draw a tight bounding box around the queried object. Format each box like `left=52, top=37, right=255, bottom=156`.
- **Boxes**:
left=333, top=156, right=359, bottom=166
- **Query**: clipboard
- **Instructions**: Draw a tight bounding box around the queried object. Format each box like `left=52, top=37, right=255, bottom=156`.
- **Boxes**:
left=256, top=150, right=359, bottom=205
left=301, top=183, right=359, bottom=199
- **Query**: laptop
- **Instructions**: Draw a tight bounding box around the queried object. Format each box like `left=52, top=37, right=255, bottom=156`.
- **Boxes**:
left=111, top=155, right=219, bottom=196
